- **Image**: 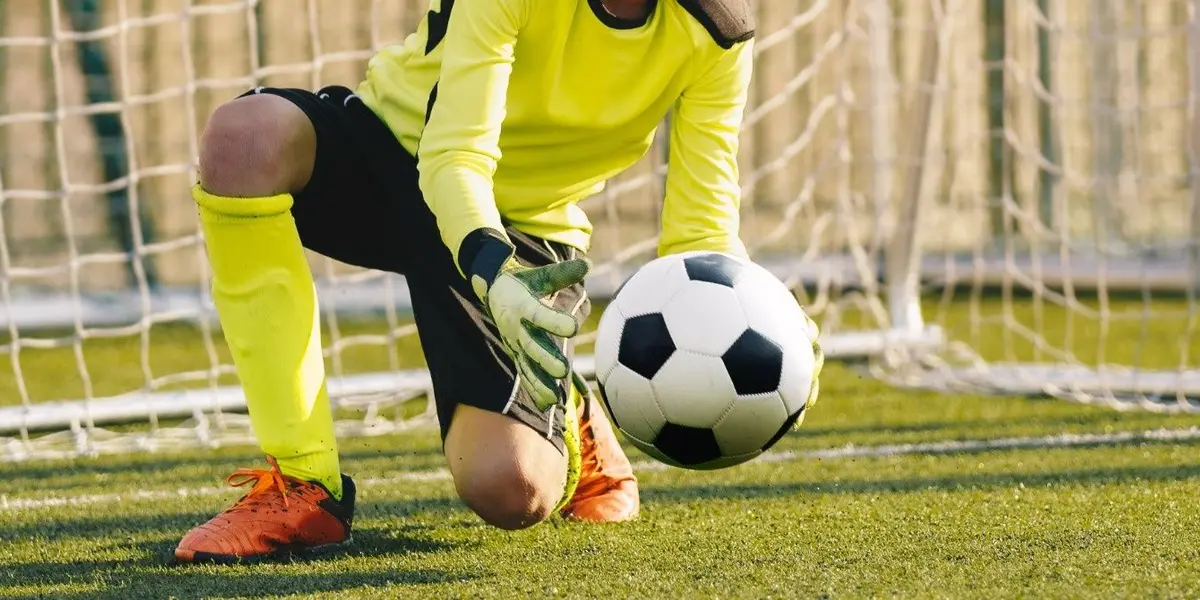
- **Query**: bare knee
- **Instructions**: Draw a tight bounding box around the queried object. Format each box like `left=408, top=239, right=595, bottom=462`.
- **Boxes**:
left=445, top=405, right=567, bottom=531
left=198, top=94, right=316, bottom=198
left=453, top=460, right=561, bottom=530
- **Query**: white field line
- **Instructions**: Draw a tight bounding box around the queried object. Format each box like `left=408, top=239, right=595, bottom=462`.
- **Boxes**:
left=2, top=426, right=1198, bottom=512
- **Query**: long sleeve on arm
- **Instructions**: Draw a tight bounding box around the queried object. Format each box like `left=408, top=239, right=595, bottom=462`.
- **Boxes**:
left=416, top=0, right=528, bottom=273
left=659, top=39, right=754, bottom=258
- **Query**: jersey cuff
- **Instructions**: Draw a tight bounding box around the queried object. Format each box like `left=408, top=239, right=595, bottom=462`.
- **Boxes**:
left=459, top=228, right=516, bottom=288
left=660, top=235, right=748, bottom=258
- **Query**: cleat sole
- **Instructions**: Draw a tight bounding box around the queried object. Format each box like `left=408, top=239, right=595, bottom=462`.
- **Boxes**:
left=173, top=536, right=353, bottom=566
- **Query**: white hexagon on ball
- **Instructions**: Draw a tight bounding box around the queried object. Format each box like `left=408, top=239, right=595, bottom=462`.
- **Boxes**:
left=597, top=363, right=666, bottom=444
left=613, top=254, right=689, bottom=318
left=661, top=283, right=747, bottom=356
left=712, top=392, right=789, bottom=456
left=776, top=348, right=817, bottom=416
left=649, top=350, right=737, bottom=429
left=733, top=265, right=811, bottom=349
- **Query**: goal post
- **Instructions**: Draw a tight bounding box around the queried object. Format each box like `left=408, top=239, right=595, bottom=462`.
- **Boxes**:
left=1, top=0, right=1198, bottom=462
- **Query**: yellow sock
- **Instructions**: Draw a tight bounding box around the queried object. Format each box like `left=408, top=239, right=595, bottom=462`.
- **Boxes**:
left=194, top=185, right=343, bottom=499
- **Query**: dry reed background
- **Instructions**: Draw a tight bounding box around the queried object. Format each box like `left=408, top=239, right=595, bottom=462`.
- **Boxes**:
left=0, top=0, right=1195, bottom=293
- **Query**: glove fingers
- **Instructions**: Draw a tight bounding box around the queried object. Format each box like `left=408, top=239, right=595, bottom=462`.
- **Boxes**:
left=805, top=313, right=820, bottom=338
left=801, top=336, right=822, bottom=425
left=525, top=302, right=581, bottom=338
left=791, top=407, right=809, bottom=431
left=804, top=376, right=820, bottom=412
left=517, top=355, right=563, bottom=412
left=522, top=258, right=591, bottom=297
left=807, top=311, right=823, bottom=384
left=517, top=325, right=570, bottom=379
left=801, top=312, right=822, bottom=427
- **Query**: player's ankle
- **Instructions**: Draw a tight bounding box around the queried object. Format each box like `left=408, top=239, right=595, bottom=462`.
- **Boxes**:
left=317, top=475, right=345, bottom=501
left=271, top=456, right=344, bottom=500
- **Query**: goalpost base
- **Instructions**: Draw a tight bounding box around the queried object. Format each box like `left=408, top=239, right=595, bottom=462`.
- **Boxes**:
left=893, top=363, right=1200, bottom=410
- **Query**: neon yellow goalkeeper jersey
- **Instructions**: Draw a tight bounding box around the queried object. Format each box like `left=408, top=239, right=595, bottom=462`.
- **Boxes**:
left=356, top=0, right=754, bottom=266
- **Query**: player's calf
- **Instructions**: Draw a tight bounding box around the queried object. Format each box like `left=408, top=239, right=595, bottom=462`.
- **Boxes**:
left=444, top=405, right=567, bottom=530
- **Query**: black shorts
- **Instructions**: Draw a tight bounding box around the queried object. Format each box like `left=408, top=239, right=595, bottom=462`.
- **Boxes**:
left=246, top=85, right=585, bottom=453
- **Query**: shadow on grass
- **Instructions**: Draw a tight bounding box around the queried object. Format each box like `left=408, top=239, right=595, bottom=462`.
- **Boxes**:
left=1, top=443, right=447, bottom=492
left=0, top=499, right=484, bottom=599
left=3, top=559, right=479, bottom=600
left=0, top=495, right=472, bottom=545
left=644, top=463, right=1200, bottom=504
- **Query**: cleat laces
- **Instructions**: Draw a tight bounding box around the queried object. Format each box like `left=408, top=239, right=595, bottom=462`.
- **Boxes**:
left=225, top=455, right=296, bottom=510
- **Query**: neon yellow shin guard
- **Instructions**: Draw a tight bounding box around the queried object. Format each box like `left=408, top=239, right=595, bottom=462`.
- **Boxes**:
left=194, top=185, right=342, bottom=498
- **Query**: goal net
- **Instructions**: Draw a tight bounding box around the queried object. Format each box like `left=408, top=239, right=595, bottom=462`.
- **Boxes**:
left=1, top=0, right=1197, bottom=461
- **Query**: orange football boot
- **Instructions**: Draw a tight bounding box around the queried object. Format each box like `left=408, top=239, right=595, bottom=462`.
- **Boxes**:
left=174, top=456, right=355, bottom=564
left=560, top=390, right=640, bottom=522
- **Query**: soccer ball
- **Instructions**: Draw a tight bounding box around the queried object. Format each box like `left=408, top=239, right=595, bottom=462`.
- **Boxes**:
left=593, top=251, right=819, bottom=470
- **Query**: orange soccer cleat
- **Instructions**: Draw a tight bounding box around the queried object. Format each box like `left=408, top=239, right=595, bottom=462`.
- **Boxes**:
left=560, top=390, right=640, bottom=523
left=174, top=456, right=355, bottom=564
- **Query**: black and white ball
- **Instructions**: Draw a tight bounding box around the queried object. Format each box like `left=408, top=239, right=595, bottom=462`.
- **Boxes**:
left=594, top=251, right=819, bottom=470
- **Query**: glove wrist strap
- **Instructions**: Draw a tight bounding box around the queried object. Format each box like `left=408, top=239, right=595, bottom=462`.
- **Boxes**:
left=459, top=228, right=516, bottom=300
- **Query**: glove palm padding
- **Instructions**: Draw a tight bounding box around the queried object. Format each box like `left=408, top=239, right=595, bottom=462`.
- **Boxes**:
left=472, top=258, right=590, bottom=412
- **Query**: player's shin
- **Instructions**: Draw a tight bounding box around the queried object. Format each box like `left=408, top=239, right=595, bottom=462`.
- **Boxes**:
left=193, top=185, right=343, bottom=499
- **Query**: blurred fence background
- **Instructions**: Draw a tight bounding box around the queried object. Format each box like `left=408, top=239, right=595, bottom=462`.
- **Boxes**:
left=0, top=0, right=1196, bottom=294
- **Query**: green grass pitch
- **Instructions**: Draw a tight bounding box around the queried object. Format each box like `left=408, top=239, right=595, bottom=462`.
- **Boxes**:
left=2, top=296, right=1199, bottom=598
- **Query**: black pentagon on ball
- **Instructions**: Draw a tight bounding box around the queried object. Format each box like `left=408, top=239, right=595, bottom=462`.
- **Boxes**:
left=683, top=253, right=744, bottom=288
left=721, top=329, right=784, bottom=395
left=618, top=313, right=676, bottom=379
left=654, top=422, right=723, bottom=466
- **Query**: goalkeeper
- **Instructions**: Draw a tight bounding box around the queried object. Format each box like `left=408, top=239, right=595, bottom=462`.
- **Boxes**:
left=175, top=0, right=757, bottom=563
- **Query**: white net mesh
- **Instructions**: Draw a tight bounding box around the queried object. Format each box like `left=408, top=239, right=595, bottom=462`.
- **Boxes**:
left=0, top=0, right=1197, bottom=461
left=874, top=0, right=1200, bottom=409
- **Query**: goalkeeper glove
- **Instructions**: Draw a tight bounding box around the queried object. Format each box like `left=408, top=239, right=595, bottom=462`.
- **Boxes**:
left=799, top=311, right=823, bottom=428
left=462, top=229, right=590, bottom=412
